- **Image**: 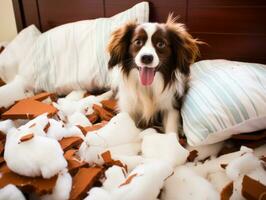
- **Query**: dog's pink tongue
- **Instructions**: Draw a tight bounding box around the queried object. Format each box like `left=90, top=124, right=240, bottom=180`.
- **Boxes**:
left=139, top=67, right=155, bottom=86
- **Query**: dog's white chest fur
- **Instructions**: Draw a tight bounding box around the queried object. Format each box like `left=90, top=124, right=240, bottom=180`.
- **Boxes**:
left=116, top=68, right=176, bottom=125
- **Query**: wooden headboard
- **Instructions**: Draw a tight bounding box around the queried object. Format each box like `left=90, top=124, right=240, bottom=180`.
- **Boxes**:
left=13, top=0, right=266, bottom=64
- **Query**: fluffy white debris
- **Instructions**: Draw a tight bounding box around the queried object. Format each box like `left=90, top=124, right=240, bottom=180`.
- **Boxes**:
left=103, top=166, right=126, bottom=191
left=0, top=75, right=29, bottom=108
left=0, top=184, right=26, bottom=200
left=207, top=171, right=231, bottom=192
left=0, top=120, right=14, bottom=134
left=54, top=91, right=113, bottom=117
left=79, top=113, right=141, bottom=164
left=107, top=142, right=141, bottom=156
left=67, top=112, right=91, bottom=127
left=84, top=188, right=111, bottom=200
left=46, top=118, right=83, bottom=140
left=111, top=155, right=144, bottom=172
left=186, top=142, right=224, bottom=162
left=65, top=90, right=86, bottom=101
left=162, top=166, right=219, bottom=200
left=226, top=152, right=262, bottom=180
left=111, top=161, right=173, bottom=200
left=190, top=146, right=253, bottom=177
left=4, top=128, right=67, bottom=178
left=41, top=169, right=72, bottom=200
left=142, top=132, right=189, bottom=167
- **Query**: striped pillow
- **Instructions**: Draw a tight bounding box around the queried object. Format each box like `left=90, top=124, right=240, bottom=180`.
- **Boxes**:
left=182, top=59, right=266, bottom=146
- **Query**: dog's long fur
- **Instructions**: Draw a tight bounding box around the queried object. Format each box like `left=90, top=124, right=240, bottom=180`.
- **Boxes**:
left=108, top=15, right=200, bottom=134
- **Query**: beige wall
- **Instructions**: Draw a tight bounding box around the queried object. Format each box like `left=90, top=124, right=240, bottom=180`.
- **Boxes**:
left=0, top=0, right=17, bottom=42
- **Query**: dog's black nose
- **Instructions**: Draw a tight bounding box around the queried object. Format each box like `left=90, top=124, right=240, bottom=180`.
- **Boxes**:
left=141, top=54, right=153, bottom=64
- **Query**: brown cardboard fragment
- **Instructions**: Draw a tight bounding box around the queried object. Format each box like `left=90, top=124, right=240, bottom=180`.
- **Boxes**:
left=242, top=175, right=266, bottom=200
left=64, top=149, right=87, bottom=173
left=220, top=164, right=228, bottom=169
left=221, top=181, right=233, bottom=200
left=19, top=133, right=34, bottom=143
left=0, top=78, right=5, bottom=87
left=0, top=46, right=4, bottom=54
left=43, top=122, right=50, bottom=133
left=100, top=99, right=117, bottom=112
left=69, top=167, right=103, bottom=200
left=0, top=141, right=4, bottom=155
left=187, top=150, right=198, bottom=162
left=0, top=164, right=57, bottom=196
left=92, top=104, right=113, bottom=121
left=59, top=137, right=83, bottom=151
left=77, top=122, right=107, bottom=135
left=119, top=173, right=138, bottom=187
left=27, top=92, right=57, bottom=102
left=1, top=99, right=57, bottom=120
left=101, top=151, right=127, bottom=171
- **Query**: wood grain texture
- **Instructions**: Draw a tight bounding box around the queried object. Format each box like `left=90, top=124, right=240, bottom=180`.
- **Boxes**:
left=12, top=0, right=266, bottom=64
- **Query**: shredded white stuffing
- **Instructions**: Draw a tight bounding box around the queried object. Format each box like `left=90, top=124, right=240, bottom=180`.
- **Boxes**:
left=162, top=166, right=219, bottom=200
left=0, top=184, right=26, bottom=200
left=0, top=120, right=14, bottom=134
left=4, top=127, right=67, bottom=178
left=41, top=169, right=72, bottom=200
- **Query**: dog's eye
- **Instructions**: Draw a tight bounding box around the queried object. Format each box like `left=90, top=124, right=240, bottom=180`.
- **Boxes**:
left=156, top=41, right=165, bottom=49
left=134, top=39, right=143, bottom=47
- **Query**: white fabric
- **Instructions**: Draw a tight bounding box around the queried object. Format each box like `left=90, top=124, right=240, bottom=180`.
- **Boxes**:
left=17, top=2, right=149, bottom=95
left=0, top=25, right=41, bottom=83
left=182, top=59, right=266, bottom=146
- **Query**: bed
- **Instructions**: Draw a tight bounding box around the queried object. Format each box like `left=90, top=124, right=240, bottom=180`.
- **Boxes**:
left=13, top=0, right=266, bottom=64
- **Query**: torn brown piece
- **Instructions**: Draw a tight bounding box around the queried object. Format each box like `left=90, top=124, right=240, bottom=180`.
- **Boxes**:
left=27, top=92, right=57, bottom=102
left=179, top=138, right=187, bottom=147
left=19, top=133, right=34, bottom=143
left=220, top=164, right=228, bottom=169
left=69, top=167, right=103, bottom=200
left=0, top=164, right=57, bottom=196
left=0, top=141, right=4, bottom=155
left=43, top=122, right=50, bottom=133
left=221, top=181, right=233, bottom=200
left=100, top=99, right=117, bottom=112
left=0, top=46, right=4, bottom=54
left=59, top=137, right=83, bottom=151
left=101, top=151, right=127, bottom=171
left=64, top=149, right=87, bottom=174
left=1, top=99, right=57, bottom=120
left=92, top=104, right=114, bottom=121
left=187, top=150, right=198, bottom=162
left=242, top=175, right=266, bottom=200
left=86, top=112, right=99, bottom=124
left=77, top=122, right=107, bottom=135
left=119, top=173, right=138, bottom=187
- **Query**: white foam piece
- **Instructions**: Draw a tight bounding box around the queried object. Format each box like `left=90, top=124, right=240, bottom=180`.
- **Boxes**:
left=142, top=132, right=189, bottom=167
left=4, top=128, right=67, bottom=178
left=0, top=184, right=26, bottom=200
left=112, top=161, right=173, bottom=200
left=162, top=166, right=219, bottom=200
left=103, top=166, right=126, bottom=191
left=67, top=112, right=91, bottom=127
left=111, top=155, right=144, bottom=172
left=84, top=188, right=111, bottom=200
left=46, top=119, right=83, bottom=140
left=65, top=90, right=86, bottom=101
left=79, top=113, right=141, bottom=164
left=226, top=152, right=262, bottom=181
left=190, top=147, right=253, bottom=177
left=186, top=142, right=224, bottom=162
left=207, top=171, right=231, bottom=193
left=41, top=169, right=72, bottom=200
left=0, top=120, right=14, bottom=134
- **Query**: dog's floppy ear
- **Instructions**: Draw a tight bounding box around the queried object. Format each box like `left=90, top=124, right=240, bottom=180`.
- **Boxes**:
left=166, top=14, right=202, bottom=75
left=107, top=21, right=137, bottom=69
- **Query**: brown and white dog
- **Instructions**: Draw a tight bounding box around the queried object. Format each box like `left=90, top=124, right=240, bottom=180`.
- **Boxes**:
left=108, top=15, right=200, bottom=135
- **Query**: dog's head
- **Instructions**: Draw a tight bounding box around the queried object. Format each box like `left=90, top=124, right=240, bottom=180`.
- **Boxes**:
left=108, top=15, right=200, bottom=87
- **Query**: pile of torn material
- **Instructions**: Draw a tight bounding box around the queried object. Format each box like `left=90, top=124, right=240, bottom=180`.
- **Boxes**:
left=0, top=89, right=265, bottom=200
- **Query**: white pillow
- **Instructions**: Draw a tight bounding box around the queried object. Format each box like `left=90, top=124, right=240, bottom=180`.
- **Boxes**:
left=18, top=2, right=149, bottom=94
left=0, top=25, right=41, bottom=83
left=182, top=59, right=266, bottom=146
